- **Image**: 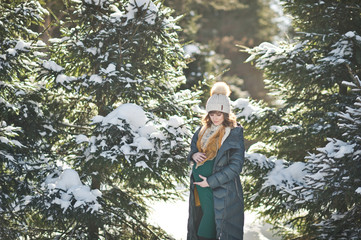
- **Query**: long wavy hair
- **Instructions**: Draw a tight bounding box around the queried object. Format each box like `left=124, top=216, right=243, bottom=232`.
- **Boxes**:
left=201, top=111, right=238, bottom=128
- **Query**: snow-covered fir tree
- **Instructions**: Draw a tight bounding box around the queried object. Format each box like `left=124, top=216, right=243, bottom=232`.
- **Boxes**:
left=233, top=0, right=361, bottom=238
left=298, top=74, right=361, bottom=239
left=31, top=0, right=201, bottom=238
left=0, top=0, right=58, bottom=238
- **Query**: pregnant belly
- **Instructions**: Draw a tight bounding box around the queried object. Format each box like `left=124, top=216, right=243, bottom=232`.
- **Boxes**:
left=192, top=159, right=214, bottom=182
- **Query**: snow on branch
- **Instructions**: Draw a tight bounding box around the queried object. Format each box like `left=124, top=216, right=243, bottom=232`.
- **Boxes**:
left=232, top=98, right=263, bottom=121
left=316, top=138, right=355, bottom=159
left=244, top=149, right=307, bottom=204
left=245, top=42, right=284, bottom=63
left=245, top=152, right=275, bottom=170
left=318, top=31, right=361, bottom=66
left=43, top=169, right=102, bottom=214
left=124, top=0, right=159, bottom=25
left=262, top=160, right=306, bottom=193
left=79, top=103, right=190, bottom=169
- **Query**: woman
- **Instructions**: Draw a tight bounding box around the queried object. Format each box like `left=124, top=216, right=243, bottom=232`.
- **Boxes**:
left=187, top=82, right=245, bottom=240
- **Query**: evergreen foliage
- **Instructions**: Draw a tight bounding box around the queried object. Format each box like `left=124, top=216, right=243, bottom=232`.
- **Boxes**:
left=0, top=0, right=56, bottom=238
left=27, top=0, right=200, bottom=238
left=1, top=0, right=201, bottom=238
left=236, top=0, right=361, bottom=238
left=297, top=74, right=361, bottom=239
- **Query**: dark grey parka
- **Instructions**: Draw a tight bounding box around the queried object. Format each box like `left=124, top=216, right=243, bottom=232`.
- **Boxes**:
left=187, top=125, right=245, bottom=240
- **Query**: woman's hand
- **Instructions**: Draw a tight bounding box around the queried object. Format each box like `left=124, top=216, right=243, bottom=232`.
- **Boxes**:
left=192, top=152, right=206, bottom=163
left=194, top=175, right=209, bottom=188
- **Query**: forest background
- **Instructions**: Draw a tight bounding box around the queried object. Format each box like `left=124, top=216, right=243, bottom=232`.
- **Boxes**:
left=1, top=0, right=360, bottom=239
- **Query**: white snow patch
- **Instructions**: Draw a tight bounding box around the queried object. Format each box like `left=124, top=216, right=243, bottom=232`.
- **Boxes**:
left=150, top=131, right=166, bottom=140
left=89, top=74, right=102, bottom=83
left=101, top=103, right=147, bottom=129
left=56, top=74, right=75, bottom=84
left=43, top=60, right=63, bottom=72
left=124, top=0, right=158, bottom=25
left=270, top=124, right=301, bottom=133
left=263, top=160, right=306, bottom=190
left=75, top=134, right=89, bottom=144
left=233, top=98, right=262, bottom=120
left=102, top=63, right=116, bottom=75
left=345, top=31, right=355, bottom=38
left=183, top=44, right=201, bottom=57
left=168, top=115, right=184, bottom=128
left=138, top=124, right=158, bottom=137
left=317, top=138, right=355, bottom=159
left=110, top=5, right=124, bottom=20
left=51, top=169, right=82, bottom=190
left=36, top=40, right=46, bottom=47
left=45, top=169, right=102, bottom=213
left=0, top=137, right=9, bottom=144
left=246, top=152, right=274, bottom=169
left=132, top=136, right=153, bottom=150
left=246, top=42, right=283, bottom=62
left=56, top=74, right=68, bottom=84
left=15, top=40, right=31, bottom=50
left=135, top=160, right=152, bottom=170
left=6, top=48, right=16, bottom=56
left=91, top=115, right=104, bottom=124
left=86, top=47, right=98, bottom=55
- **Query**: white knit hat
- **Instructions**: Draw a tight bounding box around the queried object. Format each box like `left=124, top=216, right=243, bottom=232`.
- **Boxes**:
left=206, top=82, right=231, bottom=114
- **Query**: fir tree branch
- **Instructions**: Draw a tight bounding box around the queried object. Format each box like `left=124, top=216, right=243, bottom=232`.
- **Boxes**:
left=58, top=121, right=91, bottom=129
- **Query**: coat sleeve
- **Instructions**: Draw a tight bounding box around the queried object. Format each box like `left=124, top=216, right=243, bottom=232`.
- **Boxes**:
left=187, top=127, right=201, bottom=164
left=207, top=128, right=245, bottom=189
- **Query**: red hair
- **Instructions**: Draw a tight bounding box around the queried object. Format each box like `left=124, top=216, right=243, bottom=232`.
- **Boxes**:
left=201, top=111, right=237, bottom=128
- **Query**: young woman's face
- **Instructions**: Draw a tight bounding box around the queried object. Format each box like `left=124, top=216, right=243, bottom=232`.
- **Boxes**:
left=209, top=111, right=224, bottom=126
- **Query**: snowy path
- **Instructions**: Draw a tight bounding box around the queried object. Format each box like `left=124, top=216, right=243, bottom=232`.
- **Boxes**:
left=148, top=195, right=281, bottom=240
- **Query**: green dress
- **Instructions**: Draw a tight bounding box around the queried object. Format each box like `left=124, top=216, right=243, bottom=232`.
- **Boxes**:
left=192, top=159, right=216, bottom=239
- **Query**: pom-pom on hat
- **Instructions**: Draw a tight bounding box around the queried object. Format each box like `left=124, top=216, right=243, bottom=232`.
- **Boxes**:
left=206, top=82, right=231, bottom=114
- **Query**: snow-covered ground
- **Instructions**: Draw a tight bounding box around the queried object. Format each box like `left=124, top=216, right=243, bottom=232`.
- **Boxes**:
left=148, top=194, right=281, bottom=240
